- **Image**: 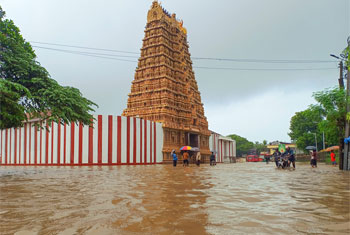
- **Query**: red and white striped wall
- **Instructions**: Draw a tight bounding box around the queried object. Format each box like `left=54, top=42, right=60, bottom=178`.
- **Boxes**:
left=0, top=115, right=163, bottom=166
left=209, top=132, right=236, bottom=163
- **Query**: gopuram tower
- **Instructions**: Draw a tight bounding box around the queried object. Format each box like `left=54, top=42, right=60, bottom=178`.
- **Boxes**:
left=122, top=1, right=211, bottom=162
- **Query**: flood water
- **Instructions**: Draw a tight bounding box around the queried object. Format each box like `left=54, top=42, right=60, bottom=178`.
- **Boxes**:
left=0, top=163, right=349, bottom=235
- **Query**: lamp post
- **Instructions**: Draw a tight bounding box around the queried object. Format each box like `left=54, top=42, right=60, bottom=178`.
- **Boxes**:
left=313, top=133, right=318, bottom=151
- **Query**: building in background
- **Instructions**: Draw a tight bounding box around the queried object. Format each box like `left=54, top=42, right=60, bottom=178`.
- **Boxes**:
left=267, top=141, right=303, bottom=154
left=209, top=131, right=236, bottom=163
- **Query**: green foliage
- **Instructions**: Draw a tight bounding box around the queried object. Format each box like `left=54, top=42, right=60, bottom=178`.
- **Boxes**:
left=289, top=88, right=345, bottom=151
left=254, top=140, right=268, bottom=154
left=0, top=6, right=97, bottom=129
left=227, top=134, right=254, bottom=157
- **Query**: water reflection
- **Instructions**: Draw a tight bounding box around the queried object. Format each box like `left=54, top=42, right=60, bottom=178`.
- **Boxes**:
left=0, top=163, right=349, bottom=234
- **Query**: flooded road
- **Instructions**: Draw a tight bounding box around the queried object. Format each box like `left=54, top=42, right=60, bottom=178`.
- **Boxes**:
left=0, top=163, right=349, bottom=235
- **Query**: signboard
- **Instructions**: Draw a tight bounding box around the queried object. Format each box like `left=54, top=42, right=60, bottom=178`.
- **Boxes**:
left=279, top=144, right=286, bottom=153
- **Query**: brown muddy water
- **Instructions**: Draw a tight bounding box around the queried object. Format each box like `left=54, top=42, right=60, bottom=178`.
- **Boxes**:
left=0, top=163, right=349, bottom=235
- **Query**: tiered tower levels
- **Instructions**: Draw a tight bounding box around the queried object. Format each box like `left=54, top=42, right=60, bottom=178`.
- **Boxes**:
left=123, top=1, right=210, bottom=159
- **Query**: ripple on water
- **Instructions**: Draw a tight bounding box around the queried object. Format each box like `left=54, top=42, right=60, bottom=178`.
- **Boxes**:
left=0, top=163, right=349, bottom=234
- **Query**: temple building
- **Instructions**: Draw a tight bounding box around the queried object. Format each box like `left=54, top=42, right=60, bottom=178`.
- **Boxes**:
left=122, top=1, right=211, bottom=161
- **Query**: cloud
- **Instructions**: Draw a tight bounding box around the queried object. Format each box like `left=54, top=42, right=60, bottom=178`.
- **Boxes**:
left=205, top=89, right=316, bottom=142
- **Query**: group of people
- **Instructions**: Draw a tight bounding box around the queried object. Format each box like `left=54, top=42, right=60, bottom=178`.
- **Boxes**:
left=171, top=150, right=217, bottom=167
left=273, top=147, right=337, bottom=169
left=273, top=146, right=296, bottom=169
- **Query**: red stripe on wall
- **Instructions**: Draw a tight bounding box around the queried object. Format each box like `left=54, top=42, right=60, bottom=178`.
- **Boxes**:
left=117, top=116, right=121, bottom=164
left=126, top=116, right=130, bottom=164
left=98, top=115, right=103, bottom=164
left=14, top=128, right=17, bottom=164
left=140, top=119, right=143, bottom=164
left=34, top=126, right=38, bottom=164
left=70, top=123, right=75, bottom=164
left=133, top=118, right=137, bottom=165
left=24, top=125, right=27, bottom=165
left=5, top=129, right=8, bottom=164
left=150, top=122, right=152, bottom=164
left=229, top=142, right=231, bottom=157
left=79, top=122, right=83, bottom=165
left=154, top=123, right=156, bottom=163
left=88, top=121, right=93, bottom=164
left=64, top=123, right=66, bottom=164
left=51, top=122, right=54, bottom=164
left=29, top=126, right=31, bottom=164
left=57, top=123, right=61, bottom=165
left=144, top=119, right=147, bottom=164
left=45, top=123, right=49, bottom=164
left=19, top=128, right=21, bottom=164
left=40, top=123, right=42, bottom=164
left=108, top=115, right=113, bottom=164
left=221, top=140, right=223, bottom=163
left=9, top=129, right=12, bottom=164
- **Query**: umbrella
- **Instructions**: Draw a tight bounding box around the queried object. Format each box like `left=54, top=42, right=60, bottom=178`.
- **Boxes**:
left=180, top=146, right=192, bottom=151
left=190, top=147, right=200, bottom=152
left=305, top=146, right=316, bottom=150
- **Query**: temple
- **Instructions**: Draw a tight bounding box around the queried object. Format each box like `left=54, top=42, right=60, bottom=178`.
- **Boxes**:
left=122, top=1, right=211, bottom=162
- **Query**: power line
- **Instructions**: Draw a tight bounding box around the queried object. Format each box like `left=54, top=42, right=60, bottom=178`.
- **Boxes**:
left=192, top=57, right=335, bottom=64
left=32, top=45, right=337, bottom=71
left=33, top=46, right=139, bottom=60
left=30, top=41, right=336, bottom=64
left=193, top=66, right=337, bottom=71
left=30, top=41, right=139, bottom=55
left=33, top=46, right=137, bottom=63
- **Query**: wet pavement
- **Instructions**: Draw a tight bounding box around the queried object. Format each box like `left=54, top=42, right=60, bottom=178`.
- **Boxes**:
left=0, top=162, right=349, bottom=235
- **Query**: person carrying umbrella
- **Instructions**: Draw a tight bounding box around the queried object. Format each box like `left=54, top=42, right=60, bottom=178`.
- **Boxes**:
left=183, top=151, right=189, bottom=167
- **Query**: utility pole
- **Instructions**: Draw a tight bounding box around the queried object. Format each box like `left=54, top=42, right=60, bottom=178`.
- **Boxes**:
left=314, top=133, right=318, bottom=151
left=331, top=54, right=347, bottom=170
left=323, top=131, right=325, bottom=150
left=339, top=61, right=344, bottom=89
left=344, top=68, right=350, bottom=170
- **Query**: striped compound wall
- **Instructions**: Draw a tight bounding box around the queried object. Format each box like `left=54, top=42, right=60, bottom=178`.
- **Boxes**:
left=0, top=115, right=163, bottom=166
left=210, top=132, right=236, bottom=163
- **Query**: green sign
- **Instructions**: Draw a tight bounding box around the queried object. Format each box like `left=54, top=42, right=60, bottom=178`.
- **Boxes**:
left=279, top=144, right=286, bottom=153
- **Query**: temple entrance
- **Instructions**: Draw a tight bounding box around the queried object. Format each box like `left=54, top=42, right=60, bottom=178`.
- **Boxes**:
left=185, top=133, right=199, bottom=147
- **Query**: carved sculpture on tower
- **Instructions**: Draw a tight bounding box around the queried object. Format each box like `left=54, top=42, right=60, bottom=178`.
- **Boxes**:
left=122, top=1, right=211, bottom=161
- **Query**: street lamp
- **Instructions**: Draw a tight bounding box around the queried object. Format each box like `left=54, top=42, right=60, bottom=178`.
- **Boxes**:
left=313, top=133, right=318, bottom=151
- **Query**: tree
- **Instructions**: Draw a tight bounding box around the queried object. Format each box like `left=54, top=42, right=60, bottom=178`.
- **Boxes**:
left=254, top=140, right=268, bottom=155
left=289, top=88, right=345, bottom=152
left=0, top=6, right=97, bottom=129
left=227, top=134, right=254, bottom=157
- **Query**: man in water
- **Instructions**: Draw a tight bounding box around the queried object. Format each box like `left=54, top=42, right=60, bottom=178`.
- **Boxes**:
left=195, top=151, right=201, bottom=166
left=273, top=148, right=281, bottom=168
left=210, top=152, right=216, bottom=166
left=330, top=150, right=336, bottom=166
left=171, top=150, right=177, bottom=167
left=183, top=151, right=189, bottom=167
left=285, top=146, right=296, bottom=169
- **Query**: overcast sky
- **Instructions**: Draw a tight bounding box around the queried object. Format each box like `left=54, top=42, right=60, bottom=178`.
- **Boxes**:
left=1, top=0, right=349, bottom=143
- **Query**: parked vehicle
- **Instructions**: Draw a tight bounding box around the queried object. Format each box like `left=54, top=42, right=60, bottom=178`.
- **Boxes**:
left=246, top=155, right=261, bottom=162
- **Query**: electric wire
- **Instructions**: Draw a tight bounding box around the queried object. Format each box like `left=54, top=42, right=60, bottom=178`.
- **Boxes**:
left=30, top=41, right=336, bottom=64
left=31, top=43, right=338, bottom=71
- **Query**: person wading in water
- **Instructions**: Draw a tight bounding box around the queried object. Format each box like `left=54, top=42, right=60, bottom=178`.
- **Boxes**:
left=196, top=151, right=201, bottom=166
left=183, top=151, right=189, bottom=167
left=171, top=150, right=177, bottom=167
